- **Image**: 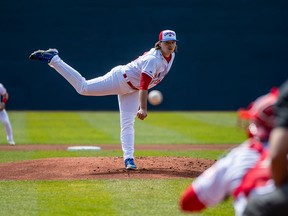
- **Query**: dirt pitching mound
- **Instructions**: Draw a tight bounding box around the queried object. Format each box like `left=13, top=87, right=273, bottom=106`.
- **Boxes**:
left=0, top=156, right=216, bottom=180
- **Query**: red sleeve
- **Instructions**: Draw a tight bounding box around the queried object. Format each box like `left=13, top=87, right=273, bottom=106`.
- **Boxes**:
left=139, top=73, right=152, bottom=90
left=179, top=185, right=206, bottom=212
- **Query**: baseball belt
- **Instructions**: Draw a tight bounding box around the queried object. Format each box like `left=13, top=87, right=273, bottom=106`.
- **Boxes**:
left=123, top=73, right=138, bottom=90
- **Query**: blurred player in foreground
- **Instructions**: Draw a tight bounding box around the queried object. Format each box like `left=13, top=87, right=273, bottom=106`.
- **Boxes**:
left=179, top=87, right=280, bottom=216
left=243, top=80, right=288, bottom=216
left=29, top=30, right=177, bottom=170
left=0, top=83, right=15, bottom=145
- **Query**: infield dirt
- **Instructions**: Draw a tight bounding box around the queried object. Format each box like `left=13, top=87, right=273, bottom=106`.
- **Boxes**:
left=0, top=144, right=236, bottom=180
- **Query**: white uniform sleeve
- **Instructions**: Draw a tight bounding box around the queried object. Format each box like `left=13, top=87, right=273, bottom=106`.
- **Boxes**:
left=140, top=55, right=159, bottom=78
left=192, top=142, right=260, bottom=207
left=0, top=84, right=7, bottom=95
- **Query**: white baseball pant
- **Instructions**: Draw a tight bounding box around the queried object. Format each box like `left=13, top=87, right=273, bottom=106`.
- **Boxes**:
left=49, top=56, right=139, bottom=160
left=0, top=109, right=14, bottom=142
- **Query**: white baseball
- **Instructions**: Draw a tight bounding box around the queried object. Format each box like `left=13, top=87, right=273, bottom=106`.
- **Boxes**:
left=148, top=90, right=163, bottom=105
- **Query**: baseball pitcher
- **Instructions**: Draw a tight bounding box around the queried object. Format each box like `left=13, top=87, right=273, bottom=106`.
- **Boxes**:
left=29, top=30, right=177, bottom=170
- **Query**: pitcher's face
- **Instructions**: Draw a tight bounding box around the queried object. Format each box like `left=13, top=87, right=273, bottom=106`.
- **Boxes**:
left=160, top=40, right=176, bottom=57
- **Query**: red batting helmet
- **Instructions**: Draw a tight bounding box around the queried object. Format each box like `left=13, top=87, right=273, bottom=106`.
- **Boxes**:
left=245, top=87, right=279, bottom=141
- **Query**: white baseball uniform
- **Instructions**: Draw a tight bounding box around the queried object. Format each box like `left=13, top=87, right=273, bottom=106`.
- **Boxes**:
left=180, top=138, right=275, bottom=216
left=0, top=83, right=15, bottom=144
left=48, top=48, right=175, bottom=160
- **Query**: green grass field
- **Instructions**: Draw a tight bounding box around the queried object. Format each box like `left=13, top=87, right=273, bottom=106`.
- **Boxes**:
left=0, top=111, right=245, bottom=216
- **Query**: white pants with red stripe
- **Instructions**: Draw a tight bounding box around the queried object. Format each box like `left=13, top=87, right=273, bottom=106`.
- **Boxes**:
left=49, top=55, right=139, bottom=160
left=0, top=109, right=14, bottom=143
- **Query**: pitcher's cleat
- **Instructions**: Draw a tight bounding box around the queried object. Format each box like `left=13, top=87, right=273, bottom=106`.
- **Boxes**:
left=29, top=48, right=58, bottom=63
left=124, top=158, right=137, bottom=170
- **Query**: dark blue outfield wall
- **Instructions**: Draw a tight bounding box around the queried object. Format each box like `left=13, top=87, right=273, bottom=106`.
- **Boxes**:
left=1, top=0, right=287, bottom=111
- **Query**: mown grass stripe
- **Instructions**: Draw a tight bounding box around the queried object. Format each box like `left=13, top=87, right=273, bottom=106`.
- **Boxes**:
left=0, top=111, right=245, bottom=145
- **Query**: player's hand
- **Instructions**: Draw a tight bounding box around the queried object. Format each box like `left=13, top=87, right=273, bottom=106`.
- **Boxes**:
left=137, top=108, right=148, bottom=120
